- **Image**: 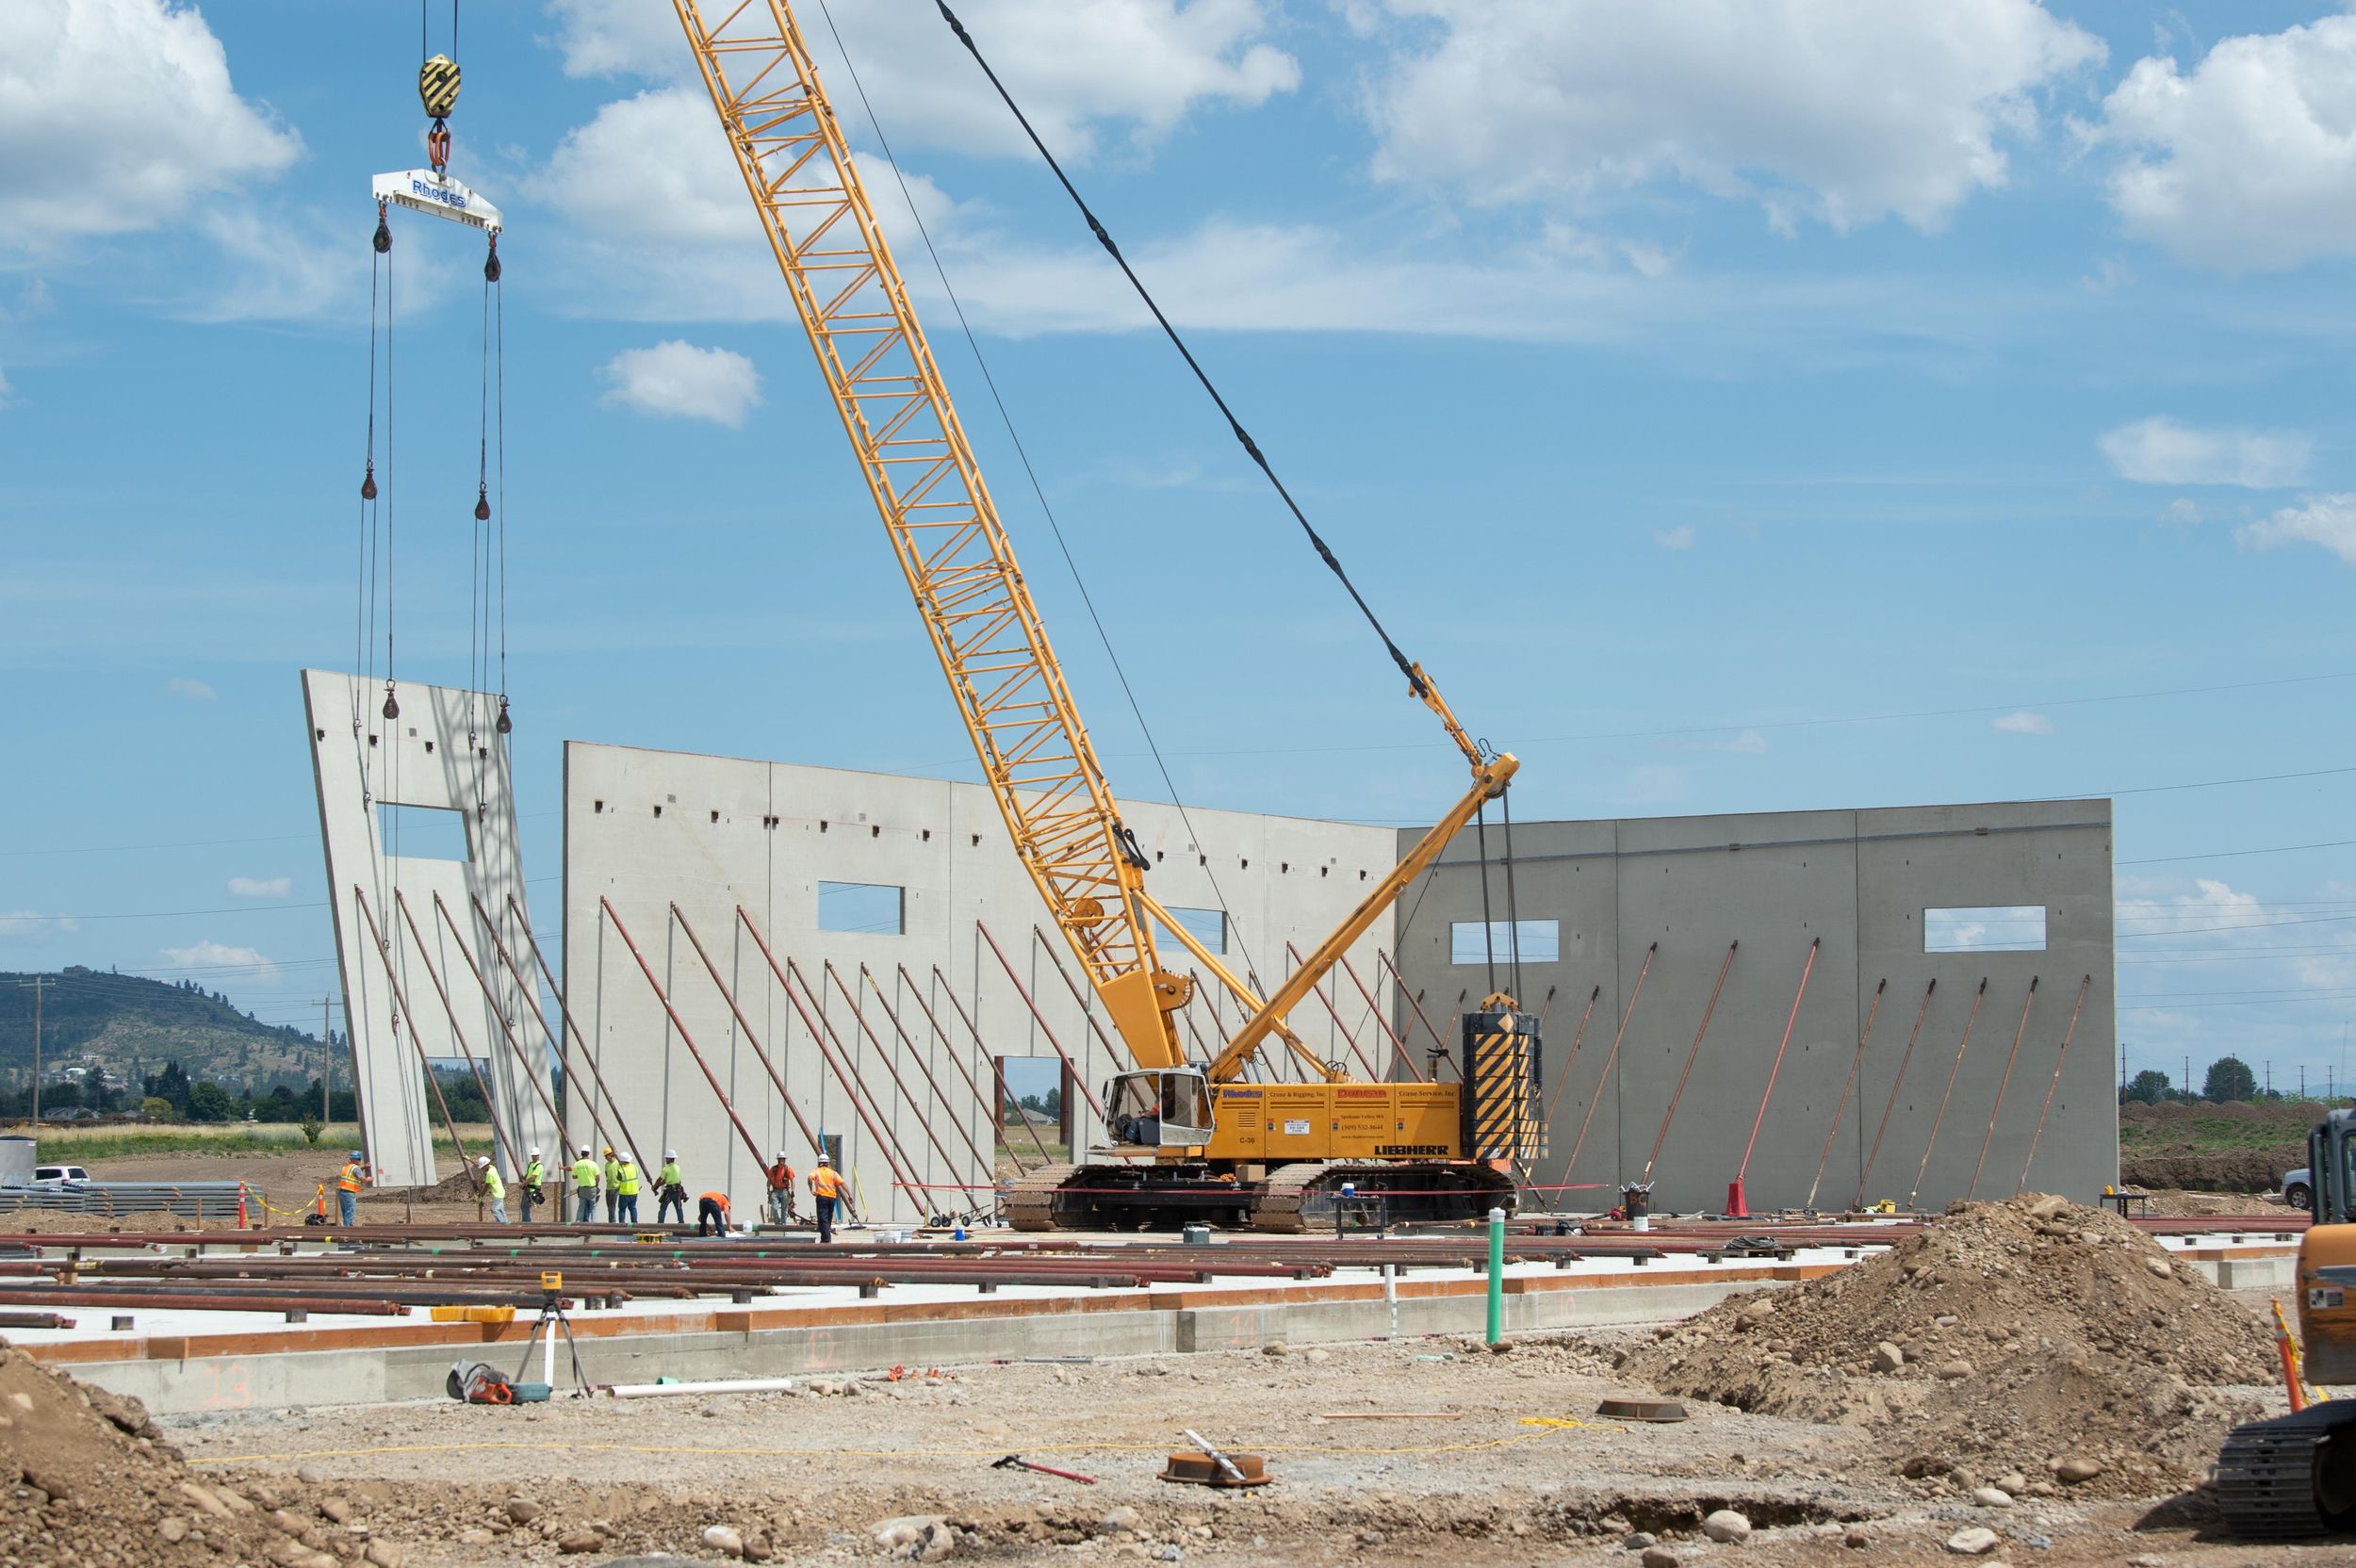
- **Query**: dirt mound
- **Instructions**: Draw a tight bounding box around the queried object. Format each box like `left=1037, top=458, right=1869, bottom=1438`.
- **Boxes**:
left=1623, top=1194, right=2277, bottom=1499
left=0, top=1346, right=294, bottom=1563
left=2120, top=1149, right=2298, bottom=1193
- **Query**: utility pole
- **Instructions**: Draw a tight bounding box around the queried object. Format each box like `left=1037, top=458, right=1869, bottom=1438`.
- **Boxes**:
left=13, top=977, right=41, bottom=1128
left=319, top=998, right=335, bottom=1123
left=2119, top=1039, right=2127, bottom=1096
left=2184, top=1054, right=2192, bottom=1103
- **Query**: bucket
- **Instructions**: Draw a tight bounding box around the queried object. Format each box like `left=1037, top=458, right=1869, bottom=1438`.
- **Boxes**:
left=1181, top=1223, right=1212, bottom=1247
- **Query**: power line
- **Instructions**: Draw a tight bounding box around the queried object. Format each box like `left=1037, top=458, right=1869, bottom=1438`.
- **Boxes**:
left=2119, top=839, right=2356, bottom=865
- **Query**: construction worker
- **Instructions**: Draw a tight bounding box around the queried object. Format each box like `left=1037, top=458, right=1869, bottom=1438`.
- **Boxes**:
left=521, top=1147, right=545, bottom=1223
left=656, top=1150, right=687, bottom=1226
left=695, top=1188, right=731, bottom=1237
left=475, top=1153, right=508, bottom=1224
left=571, top=1145, right=601, bottom=1223
left=601, top=1146, right=621, bottom=1224
left=808, top=1152, right=850, bottom=1244
left=335, top=1149, right=368, bottom=1227
left=764, top=1150, right=797, bottom=1227
left=613, top=1151, right=642, bottom=1225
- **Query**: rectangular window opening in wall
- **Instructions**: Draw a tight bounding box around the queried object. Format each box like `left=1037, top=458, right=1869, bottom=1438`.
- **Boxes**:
left=1449, top=919, right=1560, bottom=966
left=377, top=802, right=470, bottom=863
left=1924, top=906, right=2046, bottom=954
left=818, top=880, right=904, bottom=936
left=1154, top=905, right=1227, bottom=956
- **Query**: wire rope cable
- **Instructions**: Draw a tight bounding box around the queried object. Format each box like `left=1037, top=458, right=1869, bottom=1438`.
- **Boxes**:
left=934, top=1, right=1432, bottom=699
left=812, top=0, right=1268, bottom=1014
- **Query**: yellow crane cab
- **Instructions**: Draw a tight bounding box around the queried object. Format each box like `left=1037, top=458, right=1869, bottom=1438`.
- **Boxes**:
left=1103, top=1068, right=1214, bottom=1152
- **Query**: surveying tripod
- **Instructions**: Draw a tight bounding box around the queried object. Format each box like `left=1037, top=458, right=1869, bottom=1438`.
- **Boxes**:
left=513, top=1271, right=592, bottom=1397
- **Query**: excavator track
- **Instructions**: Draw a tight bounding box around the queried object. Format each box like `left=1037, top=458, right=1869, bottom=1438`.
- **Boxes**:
left=1004, top=1164, right=1083, bottom=1233
left=2217, top=1403, right=2356, bottom=1540
left=1252, top=1162, right=1517, bottom=1233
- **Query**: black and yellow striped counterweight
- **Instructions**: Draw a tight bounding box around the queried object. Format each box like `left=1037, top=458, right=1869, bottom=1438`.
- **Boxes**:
left=1460, top=994, right=1544, bottom=1165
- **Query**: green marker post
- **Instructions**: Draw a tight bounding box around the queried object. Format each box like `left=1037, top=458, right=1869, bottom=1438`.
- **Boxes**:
left=1485, top=1206, right=1505, bottom=1346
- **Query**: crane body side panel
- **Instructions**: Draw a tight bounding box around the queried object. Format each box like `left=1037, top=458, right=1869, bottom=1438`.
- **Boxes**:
left=1203, top=1083, right=1462, bottom=1163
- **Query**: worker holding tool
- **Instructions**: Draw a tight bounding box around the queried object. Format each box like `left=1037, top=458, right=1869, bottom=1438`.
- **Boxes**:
left=335, top=1149, right=369, bottom=1227
left=765, top=1150, right=797, bottom=1227
left=475, top=1153, right=508, bottom=1224
left=656, top=1149, right=687, bottom=1226
left=808, top=1152, right=852, bottom=1243
left=521, top=1147, right=545, bottom=1223
left=695, top=1188, right=732, bottom=1237
left=601, top=1145, right=621, bottom=1223
left=613, top=1151, right=642, bottom=1225
left=571, top=1145, right=601, bottom=1223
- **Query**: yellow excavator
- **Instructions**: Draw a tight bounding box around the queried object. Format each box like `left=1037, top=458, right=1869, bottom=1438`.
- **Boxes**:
left=2217, top=1107, right=2356, bottom=1537
left=671, top=0, right=1542, bottom=1230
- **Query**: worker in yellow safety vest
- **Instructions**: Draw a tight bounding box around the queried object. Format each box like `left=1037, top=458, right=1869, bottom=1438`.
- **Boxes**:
left=571, top=1146, right=601, bottom=1224
left=601, top=1146, right=621, bottom=1223
left=475, top=1153, right=508, bottom=1224
left=808, top=1153, right=853, bottom=1244
left=335, top=1149, right=369, bottom=1227
left=521, top=1148, right=545, bottom=1223
left=613, top=1152, right=642, bottom=1225
left=656, top=1150, right=687, bottom=1226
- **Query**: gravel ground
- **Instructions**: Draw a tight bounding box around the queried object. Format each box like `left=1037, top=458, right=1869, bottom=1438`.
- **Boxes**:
left=163, top=1331, right=2338, bottom=1568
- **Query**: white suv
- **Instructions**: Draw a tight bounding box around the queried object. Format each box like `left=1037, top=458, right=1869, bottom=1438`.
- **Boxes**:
left=30, top=1165, right=89, bottom=1185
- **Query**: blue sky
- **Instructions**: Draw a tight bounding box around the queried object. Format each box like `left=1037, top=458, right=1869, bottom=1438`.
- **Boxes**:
left=2, top=0, right=2353, bottom=1096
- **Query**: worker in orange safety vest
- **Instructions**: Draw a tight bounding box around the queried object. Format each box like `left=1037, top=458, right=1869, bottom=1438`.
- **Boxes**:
left=335, top=1150, right=368, bottom=1227
left=807, top=1153, right=853, bottom=1244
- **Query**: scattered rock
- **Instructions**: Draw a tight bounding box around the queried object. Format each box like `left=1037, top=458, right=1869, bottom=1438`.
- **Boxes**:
left=319, top=1495, right=352, bottom=1524
left=702, top=1523, right=745, bottom=1558
left=1995, top=1472, right=2027, bottom=1495
left=556, top=1528, right=604, bottom=1553
left=1304, top=1348, right=1332, bottom=1365
left=2147, top=1256, right=2173, bottom=1280
left=364, top=1544, right=405, bottom=1568
left=2053, top=1455, right=2103, bottom=1484
left=1100, top=1507, right=1140, bottom=1533
left=1641, top=1548, right=1680, bottom=1568
left=457, top=1528, right=495, bottom=1546
left=1842, top=1527, right=1872, bottom=1549
left=506, top=1497, right=542, bottom=1525
left=1262, top=1342, right=1289, bottom=1357
left=1701, top=1509, right=1752, bottom=1544
left=1153, top=1548, right=1182, bottom=1563
left=1872, top=1342, right=1906, bottom=1373
left=1937, top=1360, right=1975, bottom=1380
left=156, top=1515, right=189, bottom=1543
left=1971, top=1487, right=2014, bottom=1508
left=1945, top=1527, right=2000, bottom=1556
left=1623, top=1531, right=1657, bottom=1549
left=744, top=1531, right=774, bottom=1561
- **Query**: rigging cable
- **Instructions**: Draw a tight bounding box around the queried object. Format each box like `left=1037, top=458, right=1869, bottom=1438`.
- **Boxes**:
left=936, top=2, right=1432, bottom=702
left=812, top=0, right=1268, bottom=1012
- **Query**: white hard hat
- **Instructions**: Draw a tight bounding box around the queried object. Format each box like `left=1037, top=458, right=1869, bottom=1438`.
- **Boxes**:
left=529, top=1147, right=540, bottom=1157
left=664, top=1149, right=678, bottom=1159
left=579, top=1145, right=593, bottom=1155
left=475, top=1154, right=491, bottom=1168
left=817, top=1152, right=831, bottom=1164
left=775, top=1150, right=789, bottom=1160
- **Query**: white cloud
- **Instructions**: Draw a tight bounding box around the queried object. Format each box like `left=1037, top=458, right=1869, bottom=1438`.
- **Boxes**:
left=2097, top=416, right=2310, bottom=488
left=0, top=0, right=301, bottom=251
left=1361, top=0, right=2102, bottom=231
left=0, top=910, right=76, bottom=940
left=226, top=876, right=290, bottom=899
left=161, top=940, right=277, bottom=981
left=1650, top=524, right=1696, bottom=550
left=2237, top=494, right=2356, bottom=567
left=543, top=0, right=1297, bottom=161
left=166, top=677, right=216, bottom=701
left=598, top=341, right=762, bottom=428
left=2095, top=16, right=2356, bottom=270
left=0, top=367, right=12, bottom=408
left=1992, top=710, right=2055, bottom=735
left=181, top=209, right=377, bottom=324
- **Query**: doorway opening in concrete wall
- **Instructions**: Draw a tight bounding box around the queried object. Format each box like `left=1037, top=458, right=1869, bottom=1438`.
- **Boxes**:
left=997, top=1055, right=1073, bottom=1161
left=377, top=802, right=471, bottom=861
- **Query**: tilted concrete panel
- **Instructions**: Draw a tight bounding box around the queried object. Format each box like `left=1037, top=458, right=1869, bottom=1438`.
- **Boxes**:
left=303, top=670, right=558, bottom=1188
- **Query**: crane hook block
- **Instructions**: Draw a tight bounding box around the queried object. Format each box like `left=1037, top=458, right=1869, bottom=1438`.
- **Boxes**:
left=483, top=236, right=501, bottom=283
left=359, top=463, right=378, bottom=501
left=372, top=201, right=392, bottom=254
left=418, top=55, right=462, bottom=121
left=474, top=484, right=491, bottom=523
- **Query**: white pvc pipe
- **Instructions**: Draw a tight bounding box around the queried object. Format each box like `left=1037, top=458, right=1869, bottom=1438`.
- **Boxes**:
left=605, top=1377, right=799, bottom=1399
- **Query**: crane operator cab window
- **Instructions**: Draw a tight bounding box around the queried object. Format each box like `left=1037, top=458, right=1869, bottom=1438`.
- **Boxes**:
left=1104, top=1068, right=1213, bottom=1149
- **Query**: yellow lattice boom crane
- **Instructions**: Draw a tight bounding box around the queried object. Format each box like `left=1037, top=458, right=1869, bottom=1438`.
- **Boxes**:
left=673, top=0, right=1541, bottom=1231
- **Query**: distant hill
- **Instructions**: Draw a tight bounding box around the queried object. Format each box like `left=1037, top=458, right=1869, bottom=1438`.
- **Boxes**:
left=0, top=968, right=324, bottom=1094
